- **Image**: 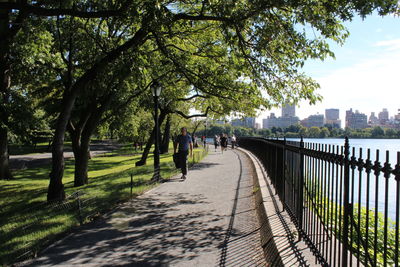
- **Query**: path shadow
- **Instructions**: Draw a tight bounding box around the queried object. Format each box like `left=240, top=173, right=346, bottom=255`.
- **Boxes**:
left=24, top=192, right=227, bottom=266
left=190, top=162, right=221, bottom=171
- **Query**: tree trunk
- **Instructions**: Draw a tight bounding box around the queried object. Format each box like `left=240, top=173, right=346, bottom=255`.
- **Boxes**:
left=135, top=126, right=156, bottom=167
left=160, top=115, right=171, bottom=154
left=136, top=111, right=166, bottom=166
left=73, top=137, right=89, bottom=187
left=70, top=93, right=114, bottom=187
left=0, top=10, right=12, bottom=180
left=0, top=128, right=12, bottom=180
left=47, top=92, right=76, bottom=201
left=69, top=123, right=88, bottom=187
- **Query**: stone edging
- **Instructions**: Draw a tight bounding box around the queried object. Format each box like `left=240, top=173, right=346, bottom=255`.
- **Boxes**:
left=238, top=147, right=320, bottom=267
left=237, top=147, right=285, bottom=267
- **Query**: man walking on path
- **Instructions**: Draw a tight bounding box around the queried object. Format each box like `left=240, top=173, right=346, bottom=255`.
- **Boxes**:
left=220, top=133, right=228, bottom=154
left=174, top=127, right=193, bottom=180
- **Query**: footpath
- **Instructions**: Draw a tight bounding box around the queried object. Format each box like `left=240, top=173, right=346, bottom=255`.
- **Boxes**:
left=9, top=142, right=121, bottom=170
left=21, top=148, right=267, bottom=267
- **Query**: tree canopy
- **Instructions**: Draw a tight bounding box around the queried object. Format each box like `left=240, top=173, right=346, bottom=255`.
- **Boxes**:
left=1, top=0, right=398, bottom=200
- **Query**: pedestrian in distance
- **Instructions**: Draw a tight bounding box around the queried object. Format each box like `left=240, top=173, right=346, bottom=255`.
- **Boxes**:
left=201, top=135, right=206, bottom=148
left=173, top=127, right=193, bottom=180
left=220, top=133, right=228, bottom=153
left=231, top=134, right=236, bottom=149
left=214, top=135, right=220, bottom=151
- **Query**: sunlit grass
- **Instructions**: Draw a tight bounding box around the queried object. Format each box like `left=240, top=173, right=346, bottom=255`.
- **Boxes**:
left=0, top=143, right=208, bottom=265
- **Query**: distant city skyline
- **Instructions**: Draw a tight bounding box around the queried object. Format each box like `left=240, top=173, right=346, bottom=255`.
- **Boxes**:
left=257, top=105, right=400, bottom=129
left=256, top=13, right=400, bottom=126
left=258, top=106, right=400, bottom=127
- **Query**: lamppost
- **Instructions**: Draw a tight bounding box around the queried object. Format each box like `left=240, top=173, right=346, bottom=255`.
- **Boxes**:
left=151, top=82, right=163, bottom=182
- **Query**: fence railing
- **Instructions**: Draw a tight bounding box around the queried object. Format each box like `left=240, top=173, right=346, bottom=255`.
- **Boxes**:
left=239, top=137, right=400, bottom=267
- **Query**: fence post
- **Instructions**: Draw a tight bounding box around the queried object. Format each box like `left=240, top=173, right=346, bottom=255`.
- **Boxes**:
left=77, top=193, right=83, bottom=226
left=342, top=137, right=351, bottom=267
left=282, top=137, right=286, bottom=212
left=298, top=136, right=305, bottom=241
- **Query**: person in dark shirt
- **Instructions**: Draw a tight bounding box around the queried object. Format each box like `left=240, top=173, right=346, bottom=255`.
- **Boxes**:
left=174, top=127, right=193, bottom=180
left=220, top=133, right=228, bottom=153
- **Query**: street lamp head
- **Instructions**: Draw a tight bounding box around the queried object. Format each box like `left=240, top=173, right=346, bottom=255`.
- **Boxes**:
left=151, top=82, right=162, bottom=97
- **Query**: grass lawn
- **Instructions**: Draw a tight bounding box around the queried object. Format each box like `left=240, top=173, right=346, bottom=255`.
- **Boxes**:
left=0, top=144, right=208, bottom=266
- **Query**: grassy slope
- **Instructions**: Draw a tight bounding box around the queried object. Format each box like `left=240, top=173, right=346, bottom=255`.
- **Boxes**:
left=0, top=144, right=207, bottom=265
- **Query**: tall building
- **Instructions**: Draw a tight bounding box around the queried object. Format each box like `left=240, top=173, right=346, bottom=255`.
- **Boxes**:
left=231, top=117, right=256, bottom=128
left=345, top=108, right=354, bottom=128
left=301, top=114, right=325, bottom=128
left=395, top=109, right=400, bottom=120
left=394, top=109, right=400, bottom=129
left=244, top=117, right=256, bottom=128
left=345, top=109, right=368, bottom=129
left=263, top=113, right=299, bottom=128
left=325, top=108, right=341, bottom=128
left=369, top=112, right=379, bottom=126
left=325, top=109, right=339, bottom=120
left=378, top=108, right=389, bottom=125
left=282, top=103, right=296, bottom=118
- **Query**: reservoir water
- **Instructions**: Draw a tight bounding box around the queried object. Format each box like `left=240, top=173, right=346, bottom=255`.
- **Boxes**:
left=207, top=137, right=400, bottom=219
left=289, top=138, right=400, bottom=220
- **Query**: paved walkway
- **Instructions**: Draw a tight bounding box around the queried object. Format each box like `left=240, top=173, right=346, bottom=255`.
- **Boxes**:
left=22, top=148, right=266, bottom=266
left=10, top=142, right=121, bottom=169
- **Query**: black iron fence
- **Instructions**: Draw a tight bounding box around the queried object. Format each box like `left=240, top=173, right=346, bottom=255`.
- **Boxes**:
left=239, top=137, right=400, bottom=267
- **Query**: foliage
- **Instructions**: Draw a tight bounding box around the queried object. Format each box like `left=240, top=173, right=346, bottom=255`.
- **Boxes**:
left=308, top=185, right=398, bottom=266
left=265, top=124, right=400, bottom=139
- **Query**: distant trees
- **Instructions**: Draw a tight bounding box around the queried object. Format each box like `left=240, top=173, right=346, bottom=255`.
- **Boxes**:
left=257, top=124, right=400, bottom=139
left=371, top=126, right=385, bottom=138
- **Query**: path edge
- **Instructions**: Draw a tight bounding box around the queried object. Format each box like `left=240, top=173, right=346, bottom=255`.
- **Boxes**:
left=237, top=148, right=284, bottom=267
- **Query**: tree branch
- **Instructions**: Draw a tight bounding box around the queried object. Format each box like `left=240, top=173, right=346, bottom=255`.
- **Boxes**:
left=173, top=106, right=220, bottom=119
left=0, top=3, right=124, bottom=18
left=173, top=13, right=232, bottom=23
left=177, top=94, right=209, bottom=101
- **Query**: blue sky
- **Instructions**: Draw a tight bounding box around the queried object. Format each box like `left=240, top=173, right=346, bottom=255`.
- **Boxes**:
left=257, top=13, right=400, bottom=125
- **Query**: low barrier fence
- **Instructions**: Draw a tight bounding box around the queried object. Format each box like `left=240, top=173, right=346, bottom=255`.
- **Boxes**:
left=239, top=137, right=400, bottom=267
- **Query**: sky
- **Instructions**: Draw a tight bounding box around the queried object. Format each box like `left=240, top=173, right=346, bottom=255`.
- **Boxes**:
left=256, top=13, right=400, bottom=126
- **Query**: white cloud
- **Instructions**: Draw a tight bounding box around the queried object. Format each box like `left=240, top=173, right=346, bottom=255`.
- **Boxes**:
left=374, top=39, right=400, bottom=51
left=257, top=45, right=400, bottom=125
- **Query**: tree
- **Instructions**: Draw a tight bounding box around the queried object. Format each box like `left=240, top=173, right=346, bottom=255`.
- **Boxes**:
left=257, top=128, right=271, bottom=137
left=319, top=127, right=330, bottom=138
left=308, top=127, right=321, bottom=138
left=286, top=124, right=301, bottom=133
left=385, top=128, right=396, bottom=138
left=371, top=126, right=385, bottom=138
left=3, top=0, right=399, bottom=196
left=45, top=0, right=400, bottom=199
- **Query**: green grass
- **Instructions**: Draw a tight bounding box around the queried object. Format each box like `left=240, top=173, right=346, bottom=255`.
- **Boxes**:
left=0, top=144, right=208, bottom=265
